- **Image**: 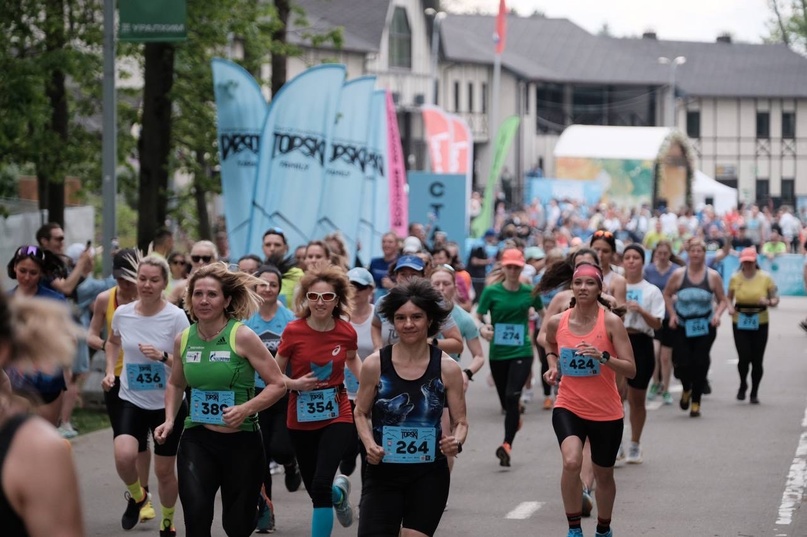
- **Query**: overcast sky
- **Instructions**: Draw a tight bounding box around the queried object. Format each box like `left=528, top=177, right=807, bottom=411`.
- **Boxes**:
left=446, top=0, right=776, bottom=44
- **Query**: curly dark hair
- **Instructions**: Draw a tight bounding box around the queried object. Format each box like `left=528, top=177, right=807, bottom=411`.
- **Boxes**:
left=379, top=277, right=451, bottom=338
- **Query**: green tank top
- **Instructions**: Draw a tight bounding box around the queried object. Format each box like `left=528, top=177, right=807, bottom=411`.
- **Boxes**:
left=180, top=319, right=258, bottom=432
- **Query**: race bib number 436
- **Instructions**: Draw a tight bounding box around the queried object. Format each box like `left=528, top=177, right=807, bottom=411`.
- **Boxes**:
left=125, top=363, right=165, bottom=391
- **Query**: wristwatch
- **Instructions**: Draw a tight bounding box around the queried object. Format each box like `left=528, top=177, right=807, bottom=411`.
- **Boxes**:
left=599, top=351, right=610, bottom=365
left=161, top=352, right=169, bottom=363
left=463, top=369, right=474, bottom=381
left=456, top=441, right=463, bottom=454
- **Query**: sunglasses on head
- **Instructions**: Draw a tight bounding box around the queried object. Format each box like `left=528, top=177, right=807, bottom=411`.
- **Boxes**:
left=191, top=255, right=212, bottom=263
left=306, top=291, right=337, bottom=302
left=593, top=230, right=614, bottom=239
left=15, top=245, right=45, bottom=261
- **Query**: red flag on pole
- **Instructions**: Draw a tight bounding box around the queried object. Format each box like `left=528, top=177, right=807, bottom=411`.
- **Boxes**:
left=494, top=0, right=507, bottom=54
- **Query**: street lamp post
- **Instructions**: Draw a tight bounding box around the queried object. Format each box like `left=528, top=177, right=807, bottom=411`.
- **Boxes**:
left=425, top=8, right=446, bottom=105
left=658, top=55, right=686, bottom=128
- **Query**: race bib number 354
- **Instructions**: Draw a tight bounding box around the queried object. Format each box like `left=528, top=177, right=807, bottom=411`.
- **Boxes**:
left=296, top=388, right=339, bottom=422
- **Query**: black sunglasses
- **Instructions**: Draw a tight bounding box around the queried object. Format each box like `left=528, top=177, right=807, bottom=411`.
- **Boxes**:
left=191, top=255, right=212, bottom=263
left=171, top=259, right=186, bottom=265
left=15, top=245, right=45, bottom=262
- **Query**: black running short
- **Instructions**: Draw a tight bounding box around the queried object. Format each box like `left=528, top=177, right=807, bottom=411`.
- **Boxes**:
left=552, top=407, right=623, bottom=468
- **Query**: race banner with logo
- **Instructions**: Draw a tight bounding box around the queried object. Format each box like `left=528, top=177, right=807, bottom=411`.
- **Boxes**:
left=312, top=76, right=377, bottom=263
left=470, top=115, right=520, bottom=237
left=422, top=105, right=452, bottom=174
left=357, top=89, right=390, bottom=267
left=449, top=114, right=473, bottom=235
left=249, top=64, right=347, bottom=255
left=211, top=58, right=268, bottom=259
left=386, top=91, right=408, bottom=239
left=408, top=173, right=468, bottom=260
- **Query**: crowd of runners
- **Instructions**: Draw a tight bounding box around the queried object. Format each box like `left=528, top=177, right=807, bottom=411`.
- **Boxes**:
left=0, top=197, right=795, bottom=537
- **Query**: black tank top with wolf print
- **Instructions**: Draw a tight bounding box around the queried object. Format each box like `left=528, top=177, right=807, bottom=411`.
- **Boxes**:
left=372, top=344, right=445, bottom=464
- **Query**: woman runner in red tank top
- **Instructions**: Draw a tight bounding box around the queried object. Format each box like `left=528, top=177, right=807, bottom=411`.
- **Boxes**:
left=543, top=262, right=635, bottom=537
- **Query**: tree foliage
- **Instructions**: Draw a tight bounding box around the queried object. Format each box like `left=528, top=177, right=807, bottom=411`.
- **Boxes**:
left=768, top=0, right=807, bottom=53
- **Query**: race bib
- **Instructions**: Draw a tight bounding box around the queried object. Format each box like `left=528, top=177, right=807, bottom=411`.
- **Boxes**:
left=558, top=347, right=600, bottom=377
left=344, top=369, right=360, bottom=394
left=382, top=426, right=437, bottom=464
left=125, top=363, right=165, bottom=391
left=737, top=313, right=759, bottom=331
left=684, top=317, right=709, bottom=338
left=296, top=388, right=339, bottom=422
left=494, top=323, right=524, bottom=346
left=626, top=289, right=643, bottom=304
left=190, top=389, right=234, bottom=425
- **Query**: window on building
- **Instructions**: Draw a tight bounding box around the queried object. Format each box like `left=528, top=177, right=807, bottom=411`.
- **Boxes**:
left=467, top=82, right=474, bottom=112
left=453, top=81, right=460, bottom=113
left=782, top=112, right=796, bottom=139
left=536, top=83, right=565, bottom=134
left=481, top=82, right=488, bottom=114
left=389, top=7, right=411, bottom=69
left=756, top=112, right=770, bottom=139
left=756, top=178, right=769, bottom=204
left=686, top=111, right=700, bottom=139
left=524, top=84, right=529, bottom=114
left=782, top=178, right=795, bottom=204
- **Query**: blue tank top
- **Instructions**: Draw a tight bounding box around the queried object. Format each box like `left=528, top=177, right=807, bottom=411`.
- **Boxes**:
left=371, top=344, right=445, bottom=462
left=674, top=268, right=713, bottom=320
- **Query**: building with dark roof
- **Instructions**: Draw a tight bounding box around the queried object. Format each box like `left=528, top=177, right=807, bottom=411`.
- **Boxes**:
left=284, top=1, right=807, bottom=208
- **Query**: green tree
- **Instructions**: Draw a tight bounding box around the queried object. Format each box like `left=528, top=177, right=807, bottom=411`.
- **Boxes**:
left=768, top=0, right=807, bottom=52
left=0, top=0, right=103, bottom=226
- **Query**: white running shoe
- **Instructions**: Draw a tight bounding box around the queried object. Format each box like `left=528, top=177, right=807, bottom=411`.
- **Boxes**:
left=332, top=474, right=354, bottom=527
left=625, top=442, right=643, bottom=464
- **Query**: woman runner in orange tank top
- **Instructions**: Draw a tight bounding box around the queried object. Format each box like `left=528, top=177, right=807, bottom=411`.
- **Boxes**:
left=543, top=262, right=635, bottom=537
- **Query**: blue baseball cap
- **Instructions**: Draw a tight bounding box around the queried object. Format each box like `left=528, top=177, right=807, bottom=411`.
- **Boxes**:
left=394, top=255, right=425, bottom=272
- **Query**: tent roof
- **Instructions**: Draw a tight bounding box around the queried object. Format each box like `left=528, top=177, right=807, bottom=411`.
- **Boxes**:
left=554, top=125, right=674, bottom=160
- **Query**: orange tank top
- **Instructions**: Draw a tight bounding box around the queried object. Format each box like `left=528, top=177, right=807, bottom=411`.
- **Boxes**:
left=554, top=307, right=623, bottom=421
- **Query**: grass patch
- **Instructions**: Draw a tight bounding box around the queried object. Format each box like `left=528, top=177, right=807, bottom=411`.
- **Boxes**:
left=72, top=408, right=111, bottom=435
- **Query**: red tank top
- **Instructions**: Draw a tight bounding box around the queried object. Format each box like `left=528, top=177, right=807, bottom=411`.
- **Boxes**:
left=554, top=307, right=623, bottom=421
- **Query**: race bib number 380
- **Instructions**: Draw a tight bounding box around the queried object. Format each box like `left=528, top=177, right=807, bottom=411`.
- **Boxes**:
left=190, top=389, right=234, bottom=425
left=296, top=388, right=339, bottom=422
left=125, top=363, right=165, bottom=390
left=382, top=426, right=436, bottom=464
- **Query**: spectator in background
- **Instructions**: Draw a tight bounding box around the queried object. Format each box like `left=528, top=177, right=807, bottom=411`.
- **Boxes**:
left=744, top=205, right=768, bottom=249
left=151, top=228, right=174, bottom=259
left=214, top=229, right=230, bottom=263
left=262, top=228, right=305, bottom=306
left=642, top=219, right=668, bottom=250
left=35, top=222, right=91, bottom=297
left=731, top=225, right=755, bottom=252
left=409, top=222, right=430, bottom=252
left=237, top=254, right=262, bottom=274
left=167, top=252, right=189, bottom=288
left=778, top=206, right=802, bottom=253
left=368, top=232, right=399, bottom=303
left=762, top=225, right=788, bottom=260
left=467, top=230, right=499, bottom=303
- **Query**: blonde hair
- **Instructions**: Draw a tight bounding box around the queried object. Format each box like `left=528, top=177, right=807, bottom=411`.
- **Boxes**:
left=183, top=262, right=263, bottom=322
left=10, top=296, right=82, bottom=370
left=138, top=254, right=170, bottom=284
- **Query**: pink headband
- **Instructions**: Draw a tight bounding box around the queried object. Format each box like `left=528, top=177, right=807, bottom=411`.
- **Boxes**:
left=573, top=264, right=603, bottom=288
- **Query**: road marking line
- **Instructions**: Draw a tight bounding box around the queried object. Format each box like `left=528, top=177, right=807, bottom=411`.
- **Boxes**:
left=505, top=501, right=544, bottom=519
left=726, top=358, right=739, bottom=365
left=776, top=431, right=807, bottom=526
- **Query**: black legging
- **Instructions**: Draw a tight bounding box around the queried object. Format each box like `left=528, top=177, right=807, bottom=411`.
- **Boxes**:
left=290, top=422, right=355, bottom=508
left=733, top=323, right=769, bottom=398
left=489, top=356, right=534, bottom=445
left=672, top=325, right=716, bottom=405
left=177, top=427, right=265, bottom=537
left=257, top=391, right=295, bottom=499
left=534, top=336, right=552, bottom=397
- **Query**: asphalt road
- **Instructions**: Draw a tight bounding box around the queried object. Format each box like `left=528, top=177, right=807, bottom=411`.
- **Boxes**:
left=73, top=297, right=807, bottom=537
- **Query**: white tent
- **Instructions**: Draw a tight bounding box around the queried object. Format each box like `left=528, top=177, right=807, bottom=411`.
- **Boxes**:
left=692, top=170, right=738, bottom=215
left=554, top=125, right=674, bottom=160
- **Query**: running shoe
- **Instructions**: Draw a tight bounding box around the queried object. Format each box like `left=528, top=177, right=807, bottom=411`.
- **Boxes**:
left=496, top=442, right=512, bottom=467
left=736, top=386, right=747, bottom=401
left=614, top=444, right=625, bottom=465
left=800, top=320, right=807, bottom=333
left=662, top=391, right=673, bottom=405
left=520, top=387, right=534, bottom=404
left=625, top=442, right=642, bottom=464
left=332, top=474, right=354, bottom=528
left=269, top=461, right=282, bottom=475
left=702, top=380, right=712, bottom=395
left=567, top=528, right=584, bottom=537
left=139, top=494, right=156, bottom=522
left=750, top=395, right=760, bottom=405
left=284, top=462, right=302, bottom=492
left=581, top=487, right=593, bottom=517
left=543, top=396, right=554, bottom=410
left=679, top=390, right=692, bottom=411
left=256, top=496, right=275, bottom=534
left=159, top=519, right=176, bottom=537
left=594, top=530, right=613, bottom=537
left=121, top=489, right=149, bottom=530
left=58, top=422, right=78, bottom=439
left=690, top=402, right=701, bottom=417
left=646, top=382, right=660, bottom=401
